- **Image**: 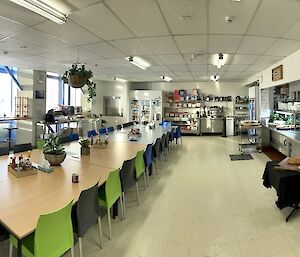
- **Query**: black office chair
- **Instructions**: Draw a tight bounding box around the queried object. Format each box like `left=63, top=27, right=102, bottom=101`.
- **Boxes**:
left=0, top=147, right=9, bottom=156
left=72, top=183, right=103, bottom=257
left=13, top=143, right=32, bottom=153
left=164, top=131, right=171, bottom=159
left=160, top=134, right=166, bottom=162
left=0, top=225, right=9, bottom=254
left=116, top=125, right=122, bottom=130
left=153, top=138, right=162, bottom=169
left=120, top=157, right=138, bottom=218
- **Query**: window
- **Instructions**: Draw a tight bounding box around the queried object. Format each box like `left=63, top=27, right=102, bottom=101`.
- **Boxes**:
left=0, top=67, right=17, bottom=117
left=46, top=76, right=60, bottom=111
left=70, top=87, right=82, bottom=106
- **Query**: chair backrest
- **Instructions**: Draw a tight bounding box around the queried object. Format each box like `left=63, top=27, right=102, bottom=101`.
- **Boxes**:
left=170, top=128, right=175, bottom=142
left=0, top=225, right=8, bottom=242
left=59, top=136, right=70, bottom=144
left=161, top=134, right=166, bottom=152
left=107, top=127, right=114, bottom=132
left=122, top=123, right=129, bottom=128
left=13, top=143, right=32, bottom=153
left=0, top=147, right=9, bottom=156
left=135, top=150, right=145, bottom=178
left=175, top=126, right=181, bottom=138
left=35, top=201, right=73, bottom=257
left=75, top=183, right=99, bottom=237
left=105, top=169, right=122, bottom=209
left=153, top=138, right=161, bottom=158
left=87, top=130, right=97, bottom=138
left=165, top=132, right=170, bottom=147
left=69, top=133, right=79, bottom=141
left=120, top=157, right=137, bottom=191
left=99, top=128, right=107, bottom=134
left=116, top=125, right=122, bottom=130
left=144, top=144, right=153, bottom=168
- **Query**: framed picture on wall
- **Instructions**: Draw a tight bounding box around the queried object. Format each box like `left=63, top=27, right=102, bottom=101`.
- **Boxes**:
left=35, top=90, right=45, bottom=99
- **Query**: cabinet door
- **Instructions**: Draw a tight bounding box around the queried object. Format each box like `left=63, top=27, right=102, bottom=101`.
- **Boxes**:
left=290, top=140, right=300, bottom=157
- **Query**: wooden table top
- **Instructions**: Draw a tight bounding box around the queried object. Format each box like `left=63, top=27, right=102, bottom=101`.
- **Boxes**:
left=0, top=125, right=170, bottom=239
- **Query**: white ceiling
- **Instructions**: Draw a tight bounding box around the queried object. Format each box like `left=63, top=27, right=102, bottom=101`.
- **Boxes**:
left=0, top=0, right=300, bottom=82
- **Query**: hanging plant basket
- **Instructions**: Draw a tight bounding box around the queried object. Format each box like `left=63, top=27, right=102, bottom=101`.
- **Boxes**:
left=68, top=74, right=86, bottom=88
left=62, top=64, right=96, bottom=102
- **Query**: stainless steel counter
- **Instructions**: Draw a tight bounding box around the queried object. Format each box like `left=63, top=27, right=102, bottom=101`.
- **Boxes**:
left=200, top=117, right=224, bottom=134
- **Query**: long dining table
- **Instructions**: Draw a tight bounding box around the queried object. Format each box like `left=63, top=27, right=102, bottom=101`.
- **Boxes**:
left=0, top=124, right=172, bottom=257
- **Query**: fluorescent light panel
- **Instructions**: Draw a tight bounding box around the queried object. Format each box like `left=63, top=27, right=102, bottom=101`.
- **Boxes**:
left=161, top=75, right=172, bottom=82
left=113, top=77, right=127, bottom=83
left=9, top=0, right=67, bottom=24
left=210, top=75, right=220, bottom=82
left=126, top=56, right=151, bottom=70
left=215, top=53, right=226, bottom=69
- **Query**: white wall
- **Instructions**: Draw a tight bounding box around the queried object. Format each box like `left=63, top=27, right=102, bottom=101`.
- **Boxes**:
left=245, top=49, right=300, bottom=89
left=91, top=81, right=130, bottom=127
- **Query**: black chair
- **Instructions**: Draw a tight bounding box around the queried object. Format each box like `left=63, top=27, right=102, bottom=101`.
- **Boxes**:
left=164, top=131, right=171, bottom=159
left=160, top=134, right=167, bottom=162
left=0, top=147, right=9, bottom=156
left=120, top=157, right=138, bottom=218
left=122, top=123, right=130, bottom=128
left=13, top=143, right=32, bottom=153
left=0, top=225, right=9, bottom=254
left=116, top=125, right=122, bottom=130
left=72, top=183, right=103, bottom=257
left=153, top=138, right=162, bottom=170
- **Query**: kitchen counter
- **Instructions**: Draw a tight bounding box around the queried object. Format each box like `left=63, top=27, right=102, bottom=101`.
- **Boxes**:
left=0, top=117, right=31, bottom=122
left=264, top=125, right=300, bottom=143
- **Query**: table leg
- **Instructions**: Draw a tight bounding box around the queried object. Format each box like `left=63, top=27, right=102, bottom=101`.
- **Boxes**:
left=17, top=238, right=22, bottom=257
left=8, top=129, right=12, bottom=150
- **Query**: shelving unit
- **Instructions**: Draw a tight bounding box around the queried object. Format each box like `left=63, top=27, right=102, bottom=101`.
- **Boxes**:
left=141, top=100, right=150, bottom=123
left=239, top=123, right=262, bottom=153
left=130, top=99, right=140, bottom=123
left=234, top=96, right=249, bottom=135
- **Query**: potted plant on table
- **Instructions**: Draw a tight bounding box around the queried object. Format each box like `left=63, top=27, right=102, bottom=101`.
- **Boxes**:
left=79, top=138, right=91, bottom=155
left=43, top=136, right=66, bottom=166
left=62, top=64, right=96, bottom=102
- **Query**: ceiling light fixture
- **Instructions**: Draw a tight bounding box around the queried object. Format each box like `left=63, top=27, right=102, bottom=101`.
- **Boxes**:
left=210, top=74, right=220, bottom=82
left=126, top=56, right=151, bottom=70
left=161, top=75, right=172, bottom=82
left=113, top=77, right=127, bottom=83
left=215, top=53, right=225, bottom=69
left=9, top=0, right=67, bottom=24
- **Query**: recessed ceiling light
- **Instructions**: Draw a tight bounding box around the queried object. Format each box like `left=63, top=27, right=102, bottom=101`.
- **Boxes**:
left=232, top=0, right=242, bottom=2
left=210, top=74, right=220, bottom=82
left=160, top=76, right=172, bottom=82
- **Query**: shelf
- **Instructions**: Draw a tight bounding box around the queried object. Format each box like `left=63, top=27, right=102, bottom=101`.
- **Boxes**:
left=164, top=106, right=200, bottom=109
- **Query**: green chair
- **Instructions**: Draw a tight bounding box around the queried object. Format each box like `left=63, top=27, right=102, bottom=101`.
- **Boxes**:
left=135, top=150, right=147, bottom=190
left=9, top=201, right=74, bottom=257
left=98, top=169, right=124, bottom=240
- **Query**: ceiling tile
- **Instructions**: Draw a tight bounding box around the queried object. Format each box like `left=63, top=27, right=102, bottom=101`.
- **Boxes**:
left=174, top=35, right=207, bottom=54
left=140, top=37, right=178, bottom=54
left=0, top=38, right=48, bottom=55
left=264, top=39, right=300, bottom=57
left=226, top=64, right=249, bottom=72
left=12, top=28, right=72, bottom=49
left=64, top=0, right=99, bottom=10
left=157, top=54, right=186, bottom=65
left=247, top=0, right=300, bottom=37
left=253, top=55, right=283, bottom=65
left=35, top=20, right=101, bottom=46
left=184, top=53, right=207, bottom=65
left=70, top=2, right=133, bottom=40
left=0, top=16, right=28, bottom=38
left=83, top=42, right=126, bottom=58
left=230, top=54, right=259, bottom=65
left=284, top=20, right=300, bottom=41
left=208, top=35, right=243, bottom=54
left=0, top=1, right=46, bottom=26
left=188, top=65, right=207, bottom=72
left=209, top=0, right=260, bottom=34
left=237, top=36, right=277, bottom=55
left=246, top=64, right=269, bottom=72
left=157, top=0, right=207, bottom=34
left=149, top=65, right=171, bottom=72
left=110, top=39, right=152, bottom=55
left=167, top=64, right=189, bottom=72
left=105, top=0, right=169, bottom=37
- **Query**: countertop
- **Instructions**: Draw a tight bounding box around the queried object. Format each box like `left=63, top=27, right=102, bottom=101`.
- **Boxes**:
left=0, top=117, right=31, bottom=122
left=264, top=125, right=300, bottom=143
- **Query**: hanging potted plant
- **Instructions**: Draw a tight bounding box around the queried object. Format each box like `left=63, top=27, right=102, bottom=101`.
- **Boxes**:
left=43, top=136, right=66, bottom=166
left=79, top=138, right=91, bottom=155
left=62, top=64, right=96, bottom=102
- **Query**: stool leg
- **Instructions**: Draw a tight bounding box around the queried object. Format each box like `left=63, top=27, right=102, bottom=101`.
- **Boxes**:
left=98, top=217, right=103, bottom=249
left=136, top=182, right=140, bottom=205
left=143, top=171, right=147, bottom=189
left=9, top=243, right=13, bottom=257
left=78, top=237, right=83, bottom=257
left=107, top=208, right=112, bottom=240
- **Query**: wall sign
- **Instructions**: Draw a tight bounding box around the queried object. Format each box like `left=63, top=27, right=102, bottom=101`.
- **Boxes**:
left=272, top=65, right=283, bottom=81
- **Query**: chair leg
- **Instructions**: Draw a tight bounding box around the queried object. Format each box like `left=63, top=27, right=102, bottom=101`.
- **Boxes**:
left=78, top=237, right=83, bottom=257
left=70, top=246, right=74, bottom=257
left=122, top=192, right=126, bottom=219
left=155, top=160, right=159, bottom=174
left=143, top=171, right=147, bottom=189
left=119, top=195, right=124, bottom=220
left=98, top=217, right=103, bottom=249
left=136, top=182, right=140, bottom=205
left=146, top=168, right=150, bottom=186
left=9, top=243, right=13, bottom=257
left=107, top=208, right=112, bottom=240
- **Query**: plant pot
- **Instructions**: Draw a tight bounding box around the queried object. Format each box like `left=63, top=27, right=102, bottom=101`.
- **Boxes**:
left=68, top=75, right=86, bottom=88
left=44, top=152, right=66, bottom=166
left=81, top=147, right=90, bottom=155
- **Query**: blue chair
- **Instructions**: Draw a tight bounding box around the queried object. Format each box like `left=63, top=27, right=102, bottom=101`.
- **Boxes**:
left=87, top=130, right=97, bottom=138
left=99, top=128, right=107, bottom=135
left=174, top=126, right=182, bottom=144
left=69, top=133, right=79, bottom=141
left=107, top=127, right=114, bottom=133
left=143, top=144, right=155, bottom=186
left=169, top=128, right=175, bottom=148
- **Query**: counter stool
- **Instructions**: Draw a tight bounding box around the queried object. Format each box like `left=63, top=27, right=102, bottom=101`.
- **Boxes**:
left=4, top=127, right=18, bottom=149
